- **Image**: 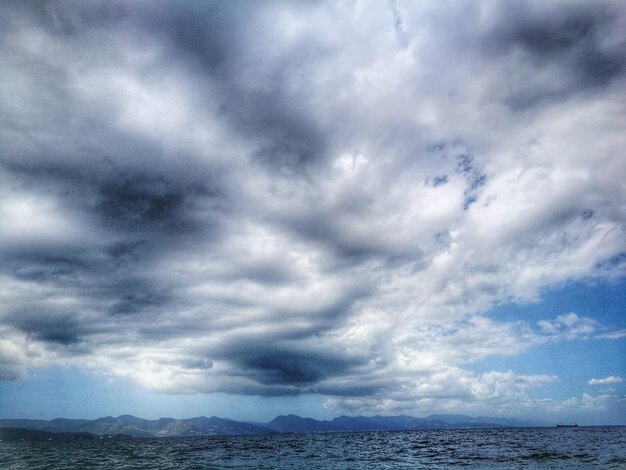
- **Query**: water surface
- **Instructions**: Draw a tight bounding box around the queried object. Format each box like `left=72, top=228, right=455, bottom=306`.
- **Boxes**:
left=1, top=426, right=624, bottom=469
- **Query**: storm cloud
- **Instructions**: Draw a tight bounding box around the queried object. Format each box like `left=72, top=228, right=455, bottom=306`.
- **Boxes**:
left=1, top=0, right=625, bottom=416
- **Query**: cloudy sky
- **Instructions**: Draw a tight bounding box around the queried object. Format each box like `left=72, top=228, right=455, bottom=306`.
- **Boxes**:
left=1, top=0, right=625, bottom=425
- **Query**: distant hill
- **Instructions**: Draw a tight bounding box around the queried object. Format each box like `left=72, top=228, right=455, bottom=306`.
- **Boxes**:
left=0, top=415, right=271, bottom=438
left=0, top=413, right=552, bottom=438
left=266, top=414, right=340, bottom=433
left=425, top=414, right=551, bottom=428
left=265, top=414, right=551, bottom=434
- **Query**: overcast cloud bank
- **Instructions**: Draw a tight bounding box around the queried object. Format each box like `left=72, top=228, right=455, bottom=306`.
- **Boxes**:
left=1, top=0, right=625, bottom=421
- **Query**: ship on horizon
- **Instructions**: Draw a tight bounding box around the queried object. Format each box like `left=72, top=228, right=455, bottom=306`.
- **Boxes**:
left=555, top=423, right=578, bottom=428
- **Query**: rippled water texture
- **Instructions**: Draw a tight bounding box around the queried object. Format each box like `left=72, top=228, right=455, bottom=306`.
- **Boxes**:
left=1, top=426, right=625, bottom=469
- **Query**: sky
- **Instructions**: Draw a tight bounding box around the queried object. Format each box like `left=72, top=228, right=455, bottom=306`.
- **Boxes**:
left=0, top=0, right=625, bottom=425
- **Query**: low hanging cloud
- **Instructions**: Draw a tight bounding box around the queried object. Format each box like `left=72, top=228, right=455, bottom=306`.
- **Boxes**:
left=588, top=376, right=624, bottom=386
left=1, top=0, right=625, bottom=415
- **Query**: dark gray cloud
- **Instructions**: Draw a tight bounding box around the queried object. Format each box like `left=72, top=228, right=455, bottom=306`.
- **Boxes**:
left=96, top=173, right=211, bottom=236
left=136, top=0, right=330, bottom=175
left=6, top=308, right=81, bottom=346
left=483, top=1, right=626, bottom=108
left=230, top=347, right=363, bottom=389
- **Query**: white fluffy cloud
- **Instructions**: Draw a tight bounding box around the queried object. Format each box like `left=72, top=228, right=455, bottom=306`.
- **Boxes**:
left=588, top=376, right=624, bottom=386
left=537, top=313, right=599, bottom=340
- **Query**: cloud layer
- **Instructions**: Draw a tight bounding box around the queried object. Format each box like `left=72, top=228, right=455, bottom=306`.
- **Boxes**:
left=1, top=0, right=625, bottom=416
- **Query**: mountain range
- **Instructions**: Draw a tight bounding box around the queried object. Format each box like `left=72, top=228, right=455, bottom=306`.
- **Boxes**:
left=0, top=414, right=551, bottom=438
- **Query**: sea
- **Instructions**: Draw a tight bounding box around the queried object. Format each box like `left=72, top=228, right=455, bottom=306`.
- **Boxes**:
left=1, top=426, right=624, bottom=469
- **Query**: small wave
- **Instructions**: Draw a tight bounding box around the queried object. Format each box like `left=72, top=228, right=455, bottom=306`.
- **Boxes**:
left=525, top=451, right=572, bottom=461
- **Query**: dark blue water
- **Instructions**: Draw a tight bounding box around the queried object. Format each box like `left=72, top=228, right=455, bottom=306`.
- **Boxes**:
left=1, top=426, right=624, bottom=469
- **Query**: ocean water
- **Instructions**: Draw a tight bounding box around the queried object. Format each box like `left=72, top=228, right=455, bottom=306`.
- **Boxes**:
left=1, top=426, right=624, bottom=469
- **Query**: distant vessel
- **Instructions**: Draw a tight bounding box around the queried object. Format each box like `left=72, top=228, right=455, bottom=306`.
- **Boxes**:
left=556, top=423, right=578, bottom=427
